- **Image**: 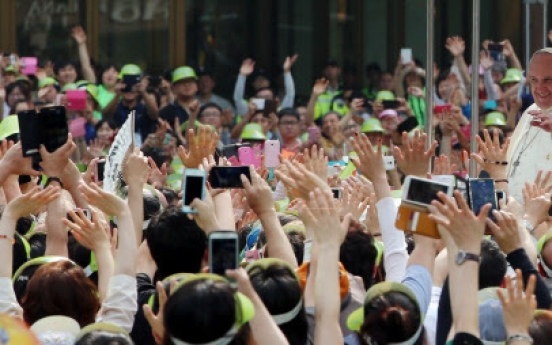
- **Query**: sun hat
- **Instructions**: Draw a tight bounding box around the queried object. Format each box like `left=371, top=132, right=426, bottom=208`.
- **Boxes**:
left=172, top=66, right=198, bottom=84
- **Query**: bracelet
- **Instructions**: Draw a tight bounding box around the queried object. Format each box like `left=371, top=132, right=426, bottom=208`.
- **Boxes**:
left=44, top=177, right=64, bottom=189
left=0, top=234, right=14, bottom=244
left=506, top=334, right=533, bottom=344
left=495, top=179, right=509, bottom=184
left=524, top=220, right=536, bottom=233
left=483, top=158, right=508, bottom=165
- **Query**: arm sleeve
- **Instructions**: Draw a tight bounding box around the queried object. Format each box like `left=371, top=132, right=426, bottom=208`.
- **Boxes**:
left=233, top=75, right=249, bottom=116
left=96, top=274, right=138, bottom=333
left=401, top=265, right=433, bottom=316
left=507, top=248, right=552, bottom=309
left=483, top=70, right=497, bottom=100
left=281, top=72, right=296, bottom=109
left=376, top=197, right=408, bottom=283
left=0, top=277, right=23, bottom=318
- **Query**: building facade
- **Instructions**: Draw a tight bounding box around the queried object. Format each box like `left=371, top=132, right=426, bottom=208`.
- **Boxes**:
left=0, top=0, right=548, bottom=99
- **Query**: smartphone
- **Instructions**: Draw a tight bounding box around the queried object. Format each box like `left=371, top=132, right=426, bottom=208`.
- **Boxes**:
left=181, top=169, right=206, bottom=214
left=495, top=190, right=506, bottom=205
left=222, top=143, right=251, bottom=160
left=332, top=188, right=342, bottom=200
left=434, top=104, right=452, bottom=115
left=17, top=110, right=40, bottom=156
left=263, top=99, right=278, bottom=115
left=401, top=48, right=413, bottom=64
left=382, top=100, right=400, bottom=110
left=488, top=43, right=504, bottom=62
left=81, top=209, right=92, bottom=221
left=148, top=76, right=161, bottom=88
left=402, top=175, right=454, bottom=208
left=383, top=156, right=395, bottom=171
left=95, top=159, right=106, bottom=183
left=264, top=140, right=280, bottom=168
left=208, top=166, right=251, bottom=189
left=307, top=127, right=320, bottom=142
left=208, top=231, right=239, bottom=276
left=251, top=98, right=266, bottom=110
left=69, top=117, right=86, bottom=138
left=467, top=178, right=497, bottom=220
left=66, top=90, right=87, bottom=111
left=397, top=117, right=419, bottom=134
left=238, top=147, right=261, bottom=169
left=40, top=106, right=68, bottom=153
left=122, top=74, right=142, bottom=92
left=20, top=57, right=37, bottom=75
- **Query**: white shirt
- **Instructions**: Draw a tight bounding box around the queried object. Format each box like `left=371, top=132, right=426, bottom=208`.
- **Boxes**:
left=507, top=104, right=552, bottom=203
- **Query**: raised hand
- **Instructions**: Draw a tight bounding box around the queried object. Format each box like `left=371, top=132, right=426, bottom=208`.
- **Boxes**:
left=6, top=186, right=60, bottom=219
left=497, top=270, right=536, bottom=339
left=522, top=181, right=552, bottom=231
left=39, top=134, right=77, bottom=177
left=445, top=36, right=465, bottom=57
left=339, top=183, right=370, bottom=221
left=303, top=145, right=328, bottom=181
left=240, top=58, right=255, bottom=76
left=486, top=210, right=523, bottom=255
left=393, top=130, right=437, bottom=177
left=480, top=50, right=494, bottom=71
left=79, top=182, right=129, bottom=217
left=64, top=207, right=110, bottom=252
left=190, top=191, right=220, bottom=233
left=500, top=39, right=515, bottom=58
left=123, top=147, right=150, bottom=185
left=0, top=141, right=41, bottom=177
left=177, top=125, right=219, bottom=169
left=312, top=78, right=329, bottom=97
left=242, top=166, right=276, bottom=215
left=283, top=54, right=299, bottom=73
left=71, top=26, right=87, bottom=45
left=147, top=157, right=168, bottom=189
left=471, top=129, right=510, bottom=178
left=432, top=155, right=457, bottom=176
left=274, top=160, right=329, bottom=200
left=89, top=139, right=107, bottom=158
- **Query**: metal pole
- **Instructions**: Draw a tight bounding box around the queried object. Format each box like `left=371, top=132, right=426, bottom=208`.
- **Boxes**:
left=544, top=0, right=548, bottom=48
left=469, top=0, right=480, bottom=178
left=425, top=0, right=434, bottom=150
left=526, top=1, right=531, bottom=69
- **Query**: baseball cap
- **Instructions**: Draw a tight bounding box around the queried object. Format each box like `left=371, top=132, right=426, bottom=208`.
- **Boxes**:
left=501, top=68, right=522, bottom=84
left=79, top=84, right=99, bottom=105
left=375, top=91, right=396, bottom=101
left=172, top=66, right=198, bottom=84
left=361, top=118, right=384, bottom=133
left=240, top=123, right=266, bottom=141
left=477, top=288, right=507, bottom=345
left=38, top=77, right=57, bottom=89
left=484, top=112, right=506, bottom=126
left=118, top=64, right=142, bottom=79
left=30, top=316, right=80, bottom=345
left=379, top=109, right=398, bottom=119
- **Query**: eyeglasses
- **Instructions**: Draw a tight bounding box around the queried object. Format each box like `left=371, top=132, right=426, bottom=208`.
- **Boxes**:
left=279, top=121, right=299, bottom=126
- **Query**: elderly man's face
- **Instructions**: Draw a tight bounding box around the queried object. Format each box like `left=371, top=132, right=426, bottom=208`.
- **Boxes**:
left=529, top=53, right=552, bottom=110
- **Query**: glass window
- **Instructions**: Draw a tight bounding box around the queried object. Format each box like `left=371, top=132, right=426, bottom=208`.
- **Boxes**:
left=16, top=0, right=83, bottom=62
left=98, top=0, right=169, bottom=75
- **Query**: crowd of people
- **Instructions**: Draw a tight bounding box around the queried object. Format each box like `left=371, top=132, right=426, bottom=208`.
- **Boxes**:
left=0, top=24, right=551, bottom=345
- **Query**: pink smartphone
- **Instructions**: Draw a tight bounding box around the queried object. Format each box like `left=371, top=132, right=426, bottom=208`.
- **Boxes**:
left=66, top=90, right=87, bottom=110
left=307, top=127, right=320, bottom=142
left=238, top=147, right=261, bottom=169
left=264, top=140, right=280, bottom=168
left=227, top=156, right=240, bottom=166
left=69, top=117, right=86, bottom=138
left=20, top=57, right=37, bottom=75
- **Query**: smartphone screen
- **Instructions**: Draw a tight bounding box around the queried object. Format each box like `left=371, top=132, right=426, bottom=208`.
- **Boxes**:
left=488, top=43, right=504, bottom=62
left=123, top=74, right=141, bottom=92
left=401, top=48, right=413, bottom=64
left=184, top=175, right=204, bottom=206
left=332, top=188, right=342, bottom=199
left=469, top=179, right=497, bottom=219
left=406, top=179, right=450, bottom=206
left=382, top=100, right=400, bottom=110
left=40, top=106, right=68, bottom=153
left=17, top=110, right=40, bottom=156
left=209, top=233, right=238, bottom=276
left=148, top=76, right=161, bottom=87
left=96, top=160, right=106, bottom=182
left=222, top=143, right=251, bottom=159
left=209, top=166, right=251, bottom=189
left=397, top=117, right=419, bottom=134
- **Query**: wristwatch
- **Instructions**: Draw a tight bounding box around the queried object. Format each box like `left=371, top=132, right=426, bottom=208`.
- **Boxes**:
left=524, top=219, right=535, bottom=233
left=455, top=250, right=480, bottom=265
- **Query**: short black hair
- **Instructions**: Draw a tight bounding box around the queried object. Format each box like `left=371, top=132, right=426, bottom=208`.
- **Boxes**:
left=254, top=87, right=275, bottom=98
left=146, top=207, right=207, bottom=279
left=199, top=102, right=223, bottom=118
left=277, top=107, right=300, bottom=121
left=340, top=231, right=378, bottom=289
left=479, top=238, right=507, bottom=289
left=53, top=59, right=78, bottom=76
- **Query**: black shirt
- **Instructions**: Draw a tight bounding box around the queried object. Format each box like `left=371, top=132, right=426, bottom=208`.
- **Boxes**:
left=114, top=102, right=157, bottom=143
left=159, top=101, right=190, bottom=126
left=130, top=273, right=156, bottom=345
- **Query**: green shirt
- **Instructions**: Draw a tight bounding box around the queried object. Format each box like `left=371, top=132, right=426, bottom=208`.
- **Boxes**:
left=98, top=84, right=116, bottom=110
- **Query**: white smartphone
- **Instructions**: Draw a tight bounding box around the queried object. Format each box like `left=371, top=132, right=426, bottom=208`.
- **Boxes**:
left=432, top=175, right=455, bottom=186
left=401, top=48, right=413, bottom=64
left=264, top=140, right=281, bottom=168
left=383, top=156, right=395, bottom=171
left=251, top=98, right=266, bottom=111
left=402, top=175, right=454, bottom=208
left=181, top=169, right=207, bottom=214
left=208, top=231, right=239, bottom=276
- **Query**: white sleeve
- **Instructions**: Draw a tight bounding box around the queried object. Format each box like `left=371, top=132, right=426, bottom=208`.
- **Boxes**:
left=273, top=181, right=288, bottom=201
left=233, top=75, right=249, bottom=116
left=376, top=197, right=408, bottom=283
left=281, top=72, right=295, bottom=109
left=483, top=69, right=497, bottom=100
left=0, top=277, right=23, bottom=319
left=96, top=274, right=137, bottom=333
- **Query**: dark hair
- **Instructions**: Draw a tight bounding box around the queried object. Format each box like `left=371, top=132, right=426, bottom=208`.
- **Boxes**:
left=254, top=87, right=275, bottom=98
left=53, top=60, right=78, bottom=76
left=76, top=332, right=133, bottom=345
left=247, top=263, right=308, bottom=345
left=277, top=213, right=300, bottom=226
left=100, top=63, right=120, bottom=76
left=9, top=99, right=30, bottom=115
left=160, top=187, right=179, bottom=206
left=146, top=207, right=207, bottom=279
left=277, top=108, right=300, bottom=121
left=163, top=279, right=237, bottom=345
left=359, top=291, right=423, bottom=345
left=94, top=118, right=119, bottom=132
left=144, top=189, right=162, bottom=221
left=435, top=73, right=449, bottom=100
left=529, top=310, right=552, bottom=345
left=287, top=232, right=305, bottom=266
left=366, top=62, right=383, bottom=75
left=340, top=231, right=377, bottom=289
left=22, top=261, right=100, bottom=327
left=5, top=81, right=32, bottom=106
left=479, top=238, right=507, bottom=289
left=198, top=102, right=223, bottom=118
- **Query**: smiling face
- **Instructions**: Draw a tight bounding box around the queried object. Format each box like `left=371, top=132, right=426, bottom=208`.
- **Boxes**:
left=529, top=53, right=552, bottom=110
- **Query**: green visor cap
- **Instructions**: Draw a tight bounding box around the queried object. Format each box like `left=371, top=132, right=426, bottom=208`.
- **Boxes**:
left=484, top=112, right=506, bottom=126
left=61, top=83, right=78, bottom=93
left=81, top=84, right=99, bottom=104
left=172, top=66, right=198, bottom=83
left=375, top=90, right=395, bottom=101
left=38, top=77, right=57, bottom=89
left=118, top=64, right=142, bottom=79
left=3, top=65, right=18, bottom=74
left=361, top=118, right=385, bottom=133
left=241, top=123, right=266, bottom=140
left=501, top=68, right=522, bottom=84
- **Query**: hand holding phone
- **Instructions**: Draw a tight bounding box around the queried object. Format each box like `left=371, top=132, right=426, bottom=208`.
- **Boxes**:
left=238, top=147, right=261, bottom=169
left=401, top=48, right=413, bottom=64
left=209, top=231, right=239, bottom=276
left=208, top=166, right=251, bottom=189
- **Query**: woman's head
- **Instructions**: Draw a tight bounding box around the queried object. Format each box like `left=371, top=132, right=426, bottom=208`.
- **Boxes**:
left=246, top=259, right=307, bottom=345
left=95, top=119, right=118, bottom=144
left=250, top=112, right=271, bottom=134
left=163, top=276, right=253, bottom=345
left=9, top=99, right=31, bottom=115
left=322, top=111, right=340, bottom=136
left=6, top=81, right=31, bottom=108
left=22, top=260, right=100, bottom=327
left=530, top=310, right=552, bottom=345
left=101, top=64, right=119, bottom=87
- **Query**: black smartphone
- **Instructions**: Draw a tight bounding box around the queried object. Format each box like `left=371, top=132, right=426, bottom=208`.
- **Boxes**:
left=222, top=143, right=251, bottom=160
left=263, top=99, right=278, bottom=115
left=31, top=154, right=42, bottom=172
left=122, top=74, right=142, bottom=92
left=148, top=76, right=161, bottom=88
left=468, top=178, right=497, bottom=220
left=95, top=159, right=106, bottom=182
left=208, top=166, right=251, bottom=189
left=17, top=110, right=40, bottom=157
left=488, top=43, right=504, bottom=62
left=40, top=106, right=68, bottom=153
left=495, top=190, right=506, bottom=205
left=332, top=188, right=342, bottom=199
left=382, top=100, right=400, bottom=110
left=397, top=117, right=419, bottom=134
left=208, top=231, right=239, bottom=276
